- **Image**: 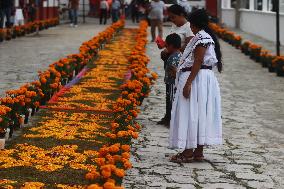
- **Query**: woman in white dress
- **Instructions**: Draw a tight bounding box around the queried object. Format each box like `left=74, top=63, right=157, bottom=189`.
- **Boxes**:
left=169, top=9, right=223, bottom=163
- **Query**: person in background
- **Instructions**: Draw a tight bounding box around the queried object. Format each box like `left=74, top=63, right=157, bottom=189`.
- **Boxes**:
left=27, top=2, right=36, bottom=22
left=111, top=0, right=121, bottom=23
left=100, top=0, right=109, bottom=25
left=69, top=0, right=79, bottom=27
left=0, top=0, right=14, bottom=28
left=148, top=0, right=165, bottom=42
left=124, top=1, right=130, bottom=18
left=89, top=0, right=97, bottom=17
left=178, top=0, right=191, bottom=14
left=131, top=0, right=139, bottom=23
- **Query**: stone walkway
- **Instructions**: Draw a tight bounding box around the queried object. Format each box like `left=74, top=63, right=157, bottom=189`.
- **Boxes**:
left=123, top=29, right=284, bottom=188
left=0, top=18, right=107, bottom=96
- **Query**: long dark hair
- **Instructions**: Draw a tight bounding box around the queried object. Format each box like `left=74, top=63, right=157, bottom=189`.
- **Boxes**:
left=187, top=9, right=223, bottom=73
left=167, top=4, right=187, bottom=17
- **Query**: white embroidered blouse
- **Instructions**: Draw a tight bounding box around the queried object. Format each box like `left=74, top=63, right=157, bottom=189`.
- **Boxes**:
left=177, top=30, right=218, bottom=71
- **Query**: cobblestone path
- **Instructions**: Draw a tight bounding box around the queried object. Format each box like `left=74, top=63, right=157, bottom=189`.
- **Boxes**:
left=0, top=19, right=107, bottom=96
left=123, top=32, right=284, bottom=188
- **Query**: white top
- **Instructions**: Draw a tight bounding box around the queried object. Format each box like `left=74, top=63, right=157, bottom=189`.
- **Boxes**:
left=100, top=0, right=109, bottom=10
left=178, top=30, right=218, bottom=71
left=148, top=1, right=165, bottom=20
left=170, top=22, right=194, bottom=47
left=178, top=0, right=192, bottom=13
left=14, top=9, right=24, bottom=26
left=112, top=0, right=121, bottom=10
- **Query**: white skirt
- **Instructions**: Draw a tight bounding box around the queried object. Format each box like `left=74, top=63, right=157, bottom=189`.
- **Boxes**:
left=169, top=69, right=222, bottom=149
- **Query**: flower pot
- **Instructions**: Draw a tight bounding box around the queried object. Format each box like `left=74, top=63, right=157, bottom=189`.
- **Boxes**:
left=261, top=59, right=268, bottom=67
left=267, top=62, right=275, bottom=72
left=276, top=63, right=284, bottom=77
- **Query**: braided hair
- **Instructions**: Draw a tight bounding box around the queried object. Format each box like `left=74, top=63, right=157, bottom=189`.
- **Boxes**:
left=187, top=9, right=223, bottom=73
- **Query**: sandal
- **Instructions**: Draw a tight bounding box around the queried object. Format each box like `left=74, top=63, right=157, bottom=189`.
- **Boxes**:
left=170, top=153, right=194, bottom=163
left=193, top=146, right=204, bottom=162
left=194, top=155, right=204, bottom=162
left=193, top=152, right=204, bottom=162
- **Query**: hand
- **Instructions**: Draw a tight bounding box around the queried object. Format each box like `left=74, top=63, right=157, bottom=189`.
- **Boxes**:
left=157, top=43, right=164, bottom=49
left=183, top=83, right=191, bottom=99
left=168, top=66, right=177, bottom=78
left=160, top=50, right=169, bottom=61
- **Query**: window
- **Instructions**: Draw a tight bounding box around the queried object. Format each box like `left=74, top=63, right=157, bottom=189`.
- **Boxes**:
left=255, top=0, right=262, bottom=10
left=240, top=0, right=249, bottom=9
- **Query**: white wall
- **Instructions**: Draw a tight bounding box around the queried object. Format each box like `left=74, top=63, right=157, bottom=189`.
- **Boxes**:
left=221, top=8, right=236, bottom=28
left=239, top=9, right=284, bottom=44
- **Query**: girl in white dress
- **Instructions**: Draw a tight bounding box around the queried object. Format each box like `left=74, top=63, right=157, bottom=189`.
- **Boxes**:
left=169, top=9, right=223, bottom=163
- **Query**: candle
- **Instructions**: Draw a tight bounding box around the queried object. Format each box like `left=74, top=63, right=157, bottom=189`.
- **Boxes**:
left=0, top=139, right=5, bottom=149
left=5, top=128, right=10, bottom=140
left=20, top=115, right=25, bottom=128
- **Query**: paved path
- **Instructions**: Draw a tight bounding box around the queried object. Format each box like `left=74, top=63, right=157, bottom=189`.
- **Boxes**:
left=0, top=18, right=107, bottom=96
left=123, top=29, right=284, bottom=188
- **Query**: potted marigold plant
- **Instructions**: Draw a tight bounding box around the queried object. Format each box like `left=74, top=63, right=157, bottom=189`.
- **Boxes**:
left=249, top=44, right=262, bottom=62
left=234, top=35, right=242, bottom=49
left=273, top=56, right=284, bottom=76
left=11, top=27, right=17, bottom=39
left=38, top=68, right=61, bottom=105
left=0, top=95, right=25, bottom=130
left=5, top=29, right=12, bottom=40
left=0, top=29, right=4, bottom=42
left=266, top=54, right=276, bottom=72
left=260, top=51, right=275, bottom=68
left=0, top=105, right=11, bottom=138
left=241, top=41, right=251, bottom=55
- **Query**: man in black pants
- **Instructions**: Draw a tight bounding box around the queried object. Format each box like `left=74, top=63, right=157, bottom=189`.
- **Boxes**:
left=100, top=0, right=109, bottom=24
left=0, top=0, right=14, bottom=28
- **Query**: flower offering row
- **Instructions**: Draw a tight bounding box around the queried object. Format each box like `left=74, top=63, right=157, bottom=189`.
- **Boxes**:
left=85, top=21, right=157, bottom=188
left=0, top=18, right=59, bottom=43
left=0, top=20, right=125, bottom=139
left=210, top=23, right=284, bottom=76
left=0, top=21, right=157, bottom=188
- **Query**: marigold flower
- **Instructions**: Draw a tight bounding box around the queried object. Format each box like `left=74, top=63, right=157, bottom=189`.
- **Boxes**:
left=121, top=145, right=130, bottom=152
left=87, top=184, right=103, bottom=189
left=114, top=168, right=125, bottom=178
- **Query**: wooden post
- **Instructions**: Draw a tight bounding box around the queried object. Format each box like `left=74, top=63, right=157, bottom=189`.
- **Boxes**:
left=276, top=0, right=280, bottom=56
left=235, top=0, right=241, bottom=28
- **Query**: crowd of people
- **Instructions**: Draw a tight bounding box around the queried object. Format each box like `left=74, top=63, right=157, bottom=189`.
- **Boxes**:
left=0, top=0, right=36, bottom=28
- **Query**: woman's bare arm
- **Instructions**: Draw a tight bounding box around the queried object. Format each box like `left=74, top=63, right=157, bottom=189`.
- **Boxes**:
left=183, top=46, right=206, bottom=98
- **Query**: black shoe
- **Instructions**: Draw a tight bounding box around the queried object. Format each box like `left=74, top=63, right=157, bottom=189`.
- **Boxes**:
left=157, top=117, right=166, bottom=125
left=164, top=122, right=170, bottom=128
